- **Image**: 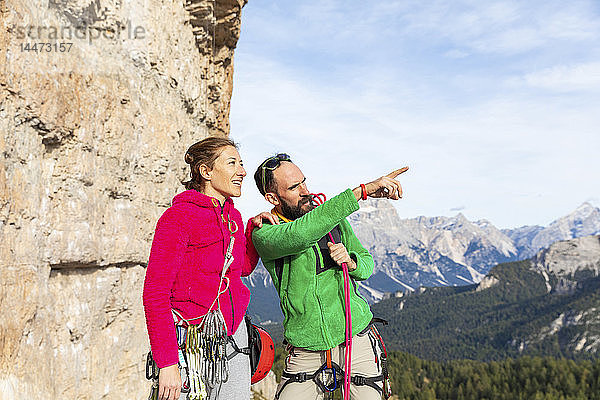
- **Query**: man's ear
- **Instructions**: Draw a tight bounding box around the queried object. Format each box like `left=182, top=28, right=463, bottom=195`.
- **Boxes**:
left=264, top=192, right=280, bottom=207
left=199, top=164, right=211, bottom=181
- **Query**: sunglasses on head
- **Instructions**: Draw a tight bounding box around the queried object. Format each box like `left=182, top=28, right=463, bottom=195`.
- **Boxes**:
left=260, top=153, right=291, bottom=194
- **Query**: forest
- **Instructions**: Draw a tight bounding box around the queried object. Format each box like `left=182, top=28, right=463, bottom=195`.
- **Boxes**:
left=272, top=348, right=600, bottom=399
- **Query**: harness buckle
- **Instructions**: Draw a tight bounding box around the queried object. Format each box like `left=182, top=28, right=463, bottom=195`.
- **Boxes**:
left=352, top=375, right=367, bottom=386
left=296, top=372, right=308, bottom=383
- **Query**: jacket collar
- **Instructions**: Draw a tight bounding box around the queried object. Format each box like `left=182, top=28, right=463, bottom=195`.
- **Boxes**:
left=272, top=208, right=293, bottom=223
left=173, top=189, right=234, bottom=210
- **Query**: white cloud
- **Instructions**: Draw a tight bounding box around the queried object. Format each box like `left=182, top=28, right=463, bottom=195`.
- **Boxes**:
left=517, top=62, right=600, bottom=91
left=397, top=0, right=600, bottom=54
left=231, top=0, right=600, bottom=228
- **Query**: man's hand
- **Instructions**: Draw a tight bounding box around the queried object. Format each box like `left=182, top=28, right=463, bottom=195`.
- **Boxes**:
left=158, top=364, right=181, bottom=400
left=354, top=167, right=408, bottom=201
left=327, top=242, right=357, bottom=271
left=250, top=211, right=280, bottom=228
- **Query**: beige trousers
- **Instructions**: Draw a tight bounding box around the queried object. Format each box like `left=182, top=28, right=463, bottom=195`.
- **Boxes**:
left=276, top=328, right=383, bottom=400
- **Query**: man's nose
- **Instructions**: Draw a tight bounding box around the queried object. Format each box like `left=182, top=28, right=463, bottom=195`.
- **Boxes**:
left=299, top=182, right=309, bottom=195
left=238, top=165, right=247, bottom=177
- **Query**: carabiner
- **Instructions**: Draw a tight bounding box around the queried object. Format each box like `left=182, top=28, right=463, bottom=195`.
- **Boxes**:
left=321, top=367, right=337, bottom=392
left=228, top=220, right=238, bottom=234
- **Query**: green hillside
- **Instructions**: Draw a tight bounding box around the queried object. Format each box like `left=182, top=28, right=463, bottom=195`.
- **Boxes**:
left=371, top=260, right=600, bottom=361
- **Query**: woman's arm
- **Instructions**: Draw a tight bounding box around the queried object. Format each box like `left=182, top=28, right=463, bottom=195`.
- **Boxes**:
left=142, top=209, right=188, bottom=369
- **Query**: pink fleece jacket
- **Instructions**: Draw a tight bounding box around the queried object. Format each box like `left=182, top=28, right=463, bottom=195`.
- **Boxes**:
left=143, top=189, right=259, bottom=368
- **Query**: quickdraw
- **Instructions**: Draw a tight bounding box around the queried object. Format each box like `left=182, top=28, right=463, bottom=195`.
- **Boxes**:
left=145, top=352, right=160, bottom=400
left=370, top=324, right=392, bottom=399
left=183, top=311, right=229, bottom=399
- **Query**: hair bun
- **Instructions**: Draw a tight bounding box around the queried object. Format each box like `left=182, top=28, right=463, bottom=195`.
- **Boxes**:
left=185, top=153, right=194, bottom=164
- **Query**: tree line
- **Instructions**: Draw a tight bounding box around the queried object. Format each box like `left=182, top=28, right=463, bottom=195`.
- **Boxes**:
left=272, top=348, right=600, bottom=399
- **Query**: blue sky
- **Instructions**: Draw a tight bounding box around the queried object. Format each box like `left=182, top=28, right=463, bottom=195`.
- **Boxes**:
left=229, top=0, right=600, bottom=229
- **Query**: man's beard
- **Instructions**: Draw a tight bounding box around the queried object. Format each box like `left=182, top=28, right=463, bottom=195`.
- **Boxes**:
left=280, top=196, right=315, bottom=220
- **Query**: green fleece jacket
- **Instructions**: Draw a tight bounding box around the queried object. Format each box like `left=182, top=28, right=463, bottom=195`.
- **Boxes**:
left=252, top=188, right=374, bottom=350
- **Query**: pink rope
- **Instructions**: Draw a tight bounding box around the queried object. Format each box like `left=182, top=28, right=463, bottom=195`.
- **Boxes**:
left=328, top=231, right=352, bottom=400
left=312, top=193, right=352, bottom=400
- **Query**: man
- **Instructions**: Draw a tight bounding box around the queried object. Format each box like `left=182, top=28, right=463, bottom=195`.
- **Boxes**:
left=251, top=153, right=407, bottom=400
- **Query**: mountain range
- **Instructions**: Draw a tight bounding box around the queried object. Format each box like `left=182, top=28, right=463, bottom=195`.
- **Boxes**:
left=350, top=201, right=600, bottom=303
left=371, top=235, right=600, bottom=361
left=245, top=201, right=600, bottom=323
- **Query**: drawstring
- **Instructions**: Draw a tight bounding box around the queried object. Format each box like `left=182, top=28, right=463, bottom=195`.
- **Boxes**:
left=311, top=193, right=353, bottom=400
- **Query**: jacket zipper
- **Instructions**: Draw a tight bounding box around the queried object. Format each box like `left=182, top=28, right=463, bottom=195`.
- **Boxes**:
left=312, top=245, right=332, bottom=347
left=229, top=287, right=235, bottom=332
left=350, top=278, right=369, bottom=305
left=220, top=201, right=234, bottom=332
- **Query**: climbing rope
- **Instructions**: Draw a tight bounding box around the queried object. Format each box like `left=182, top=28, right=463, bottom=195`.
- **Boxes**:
left=311, top=193, right=353, bottom=400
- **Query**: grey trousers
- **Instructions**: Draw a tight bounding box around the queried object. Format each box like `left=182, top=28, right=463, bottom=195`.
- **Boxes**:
left=178, top=318, right=251, bottom=400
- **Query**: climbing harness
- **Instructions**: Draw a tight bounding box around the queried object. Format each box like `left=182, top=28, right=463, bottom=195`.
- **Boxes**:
left=276, top=348, right=344, bottom=400
left=311, top=192, right=353, bottom=400
left=275, top=319, right=392, bottom=399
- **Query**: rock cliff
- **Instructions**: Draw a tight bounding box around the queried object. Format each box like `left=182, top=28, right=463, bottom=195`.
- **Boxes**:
left=0, top=0, right=246, bottom=398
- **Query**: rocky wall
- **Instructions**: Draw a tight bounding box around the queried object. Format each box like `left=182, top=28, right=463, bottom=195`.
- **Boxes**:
left=0, top=0, right=247, bottom=398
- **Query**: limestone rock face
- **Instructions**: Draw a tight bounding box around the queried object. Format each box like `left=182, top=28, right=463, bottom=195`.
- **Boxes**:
left=0, top=0, right=246, bottom=398
left=531, top=235, right=600, bottom=294
left=532, top=235, right=600, bottom=278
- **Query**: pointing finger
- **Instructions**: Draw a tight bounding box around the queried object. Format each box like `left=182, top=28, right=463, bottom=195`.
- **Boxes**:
left=386, top=166, right=409, bottom=179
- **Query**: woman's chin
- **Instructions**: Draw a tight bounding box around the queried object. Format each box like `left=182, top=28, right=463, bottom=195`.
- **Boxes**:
left=229, top=187, right=243, bottom=197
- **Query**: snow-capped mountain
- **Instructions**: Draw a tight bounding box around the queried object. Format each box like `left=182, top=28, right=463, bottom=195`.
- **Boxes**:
left=348, top=200, right=518, bottom=302
left=243, top=262, right=282, bottom=323
left=349, top=200, right=600, bottom=303
left=371, top=235, right=600, bottom=360
left=503, top=202, right=600, bottom=259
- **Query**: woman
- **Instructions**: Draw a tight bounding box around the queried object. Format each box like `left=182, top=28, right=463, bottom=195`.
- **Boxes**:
left=143, top=137, right=276, bottom=400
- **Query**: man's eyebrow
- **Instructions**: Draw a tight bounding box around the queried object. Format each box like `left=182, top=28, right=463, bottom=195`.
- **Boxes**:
left=288, top=177, right=306, bottom=190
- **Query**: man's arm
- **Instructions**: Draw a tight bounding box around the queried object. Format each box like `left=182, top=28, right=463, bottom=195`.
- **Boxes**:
left=252, top=189, right=359, bottom=260
left=253, top=166, right=409, bottom=261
